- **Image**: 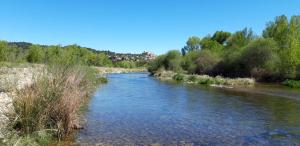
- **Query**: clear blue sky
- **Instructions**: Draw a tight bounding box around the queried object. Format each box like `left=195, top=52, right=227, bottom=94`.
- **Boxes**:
left=0, top=0, right=299, bottom=54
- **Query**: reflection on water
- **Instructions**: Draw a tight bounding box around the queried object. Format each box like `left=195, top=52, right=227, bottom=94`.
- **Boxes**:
left=75, top=73, right=300, bottom=145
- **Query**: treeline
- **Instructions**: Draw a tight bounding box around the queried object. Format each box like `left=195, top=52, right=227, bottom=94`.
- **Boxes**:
left=0, top=41, right=146, bottom=68
left=149, top=15, right=300, bottom=82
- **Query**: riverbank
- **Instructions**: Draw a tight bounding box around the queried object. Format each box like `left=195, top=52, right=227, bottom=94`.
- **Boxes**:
left=95, top=67, right=147, bottom=74
left=0, top=65, right=109, bottom=145
left=153, top=70, right=300, bottom=100
left=154, top=70, right=255, bottom=87
left=0, top=65, right=147, bottom=145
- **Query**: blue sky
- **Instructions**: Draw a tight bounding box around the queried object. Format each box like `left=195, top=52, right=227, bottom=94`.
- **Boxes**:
left=0, top=0, right=299, bottom=54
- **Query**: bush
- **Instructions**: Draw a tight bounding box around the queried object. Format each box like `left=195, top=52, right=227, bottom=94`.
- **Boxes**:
left=239, top=38, right=280, bottom=80
left=26, top=45, right=45, bottom=63
left=283, top=79, right=300, bottom=88
left=12, top=65, right=100, bottom=141
left=165, top=50, right=182, bottom=72
left=198, top=78, right=214, bottom=85
left=96, top=77, right=108, bottom=84
left=187, top=75, right=197, bottom=82
left=182, top=50, right=201, bottom=74
left=172, top=73, right=184, bottom=81
left=195, top=50, right=220, bottom=75
left=148, top=50, right=182, bottom=73
left=148, top=55, right=166, bottom=74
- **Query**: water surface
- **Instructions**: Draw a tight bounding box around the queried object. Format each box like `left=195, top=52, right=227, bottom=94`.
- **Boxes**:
left=76, top=73, right=300, bottom=145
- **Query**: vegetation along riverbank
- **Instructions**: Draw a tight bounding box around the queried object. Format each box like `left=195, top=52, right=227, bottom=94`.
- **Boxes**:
left=0, top=44, right=119, bottom=145
left=0, top=38, right=151, bottom=145
left=148, top=15, right=300, bottom=88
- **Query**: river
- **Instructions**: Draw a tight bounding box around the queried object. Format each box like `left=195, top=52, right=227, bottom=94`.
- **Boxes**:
left=72, top=73, right=300, bottom=145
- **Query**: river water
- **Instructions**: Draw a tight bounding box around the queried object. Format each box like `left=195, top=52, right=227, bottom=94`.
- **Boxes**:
left=74, top=73, right=300, bottom=145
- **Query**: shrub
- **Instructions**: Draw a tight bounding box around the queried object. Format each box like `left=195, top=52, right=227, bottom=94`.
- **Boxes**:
left=148, top=55, right=166, bottom=74
left=165, top=50, right=182, bottom=72
left=97, top=77, right=108, bottom=84
left=195, top=50, right=220, bottom=75
left=12, top=65, right=100, bottom=141
left=26, top=45, right=45, bottom=63
left=187, top=75, right=197, bottom=82
left=283, top=79, right=300, bottom=88
left=181, top=50, right=201, bottom=74
left=198, top=78, right=214, bottom=85
left=172, top=73, right=184, bottom=81
left=239, top=38, right=280, bottom=80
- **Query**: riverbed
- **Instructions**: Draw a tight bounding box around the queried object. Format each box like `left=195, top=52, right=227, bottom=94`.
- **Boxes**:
left=71, top=73, right=300, bottom=145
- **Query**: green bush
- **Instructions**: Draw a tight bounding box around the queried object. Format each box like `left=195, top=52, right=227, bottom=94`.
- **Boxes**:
left=187, top=75, right=197, bottom=82
left=198, top=78, right=214, bottom=85
left=172, top=73, right=184, bottom=81
left=96, top=77, right=108, bottom=84
left=283, top=79, right=300, bottom=88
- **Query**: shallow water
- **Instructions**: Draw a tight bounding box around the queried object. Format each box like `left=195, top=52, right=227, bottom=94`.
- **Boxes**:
left=75, top=73, right=300, bottom=145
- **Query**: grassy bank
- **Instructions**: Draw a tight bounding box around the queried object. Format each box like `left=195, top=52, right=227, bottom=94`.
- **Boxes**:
left=154, top=70, right=255, bottom=87
left=3, top=65, right=105, bottom=145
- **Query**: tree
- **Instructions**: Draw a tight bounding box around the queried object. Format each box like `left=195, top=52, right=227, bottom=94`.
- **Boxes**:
left=226, top=28, right=255, bottom=50
left=165, top=50, right=182, bottom=72
left=0, top=41, right=10, bottom=62
left=195, top=50, right=220, bottom=75
left=200, top=36, right=224, bottom=54
left=239, top=38, right=280, bottom=80
left=263, top=15, right=300, bottom=78
left=212, top=31, right=231, bottom=45
left=182, top=50, right=202, bottom=74
left=181, top=36, right=201, bottom=55
left=263, top=15, right=289, bottom=49
left=26, top=45, right=45, bottom=63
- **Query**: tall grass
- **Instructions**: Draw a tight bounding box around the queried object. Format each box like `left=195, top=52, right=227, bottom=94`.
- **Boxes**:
left=11, top=64, right=101, bottom=143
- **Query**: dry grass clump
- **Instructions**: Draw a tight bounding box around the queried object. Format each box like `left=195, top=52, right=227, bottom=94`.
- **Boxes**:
left=12, top=65, right=100, bottom=141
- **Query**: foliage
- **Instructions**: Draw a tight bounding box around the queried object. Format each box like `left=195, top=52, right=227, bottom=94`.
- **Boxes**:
left=150, top=15, right=300, bottom=85
left=0, top=42, right=145, bottom=68
left=195, top=50, right=221, bottom=75
left=239, top=38, right=281, bottom=80
left=148, top=50, right=182, bottom=73
left=172, top=73, right=184, bottom=81
left=12, top=64, right=101, bottom=143
left=26, top=45, right=45, bottom=63
left=181, top=36, right=201, bottom=55
left=212, top=31, right=231, bottom=45
left=283, top=79, right=300, bottom=88
left=114, top=61, right=137, bottom=68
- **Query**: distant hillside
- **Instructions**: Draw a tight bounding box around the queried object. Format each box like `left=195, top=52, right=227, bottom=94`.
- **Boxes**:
left=9, top=42, right=156, bottom=62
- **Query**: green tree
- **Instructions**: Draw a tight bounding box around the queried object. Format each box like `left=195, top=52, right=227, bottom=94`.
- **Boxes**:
left=195, top=50, right=220, bottom=75
left=26, top=45, right=45, bottom=63
left=200, top=36, right=224, bottom=54
left=226, top=28, right=255, bottom=50
left=182, top=50, right=202, bottom=74
left=212, top=31, right=231, bottom=45
left=239, top=38, right=280, bottom=80
left=181, top=36, right=201, bottom=55
left=164, top=50, right=182, bottom=72
left=263, top=15, right=289, bottom=49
